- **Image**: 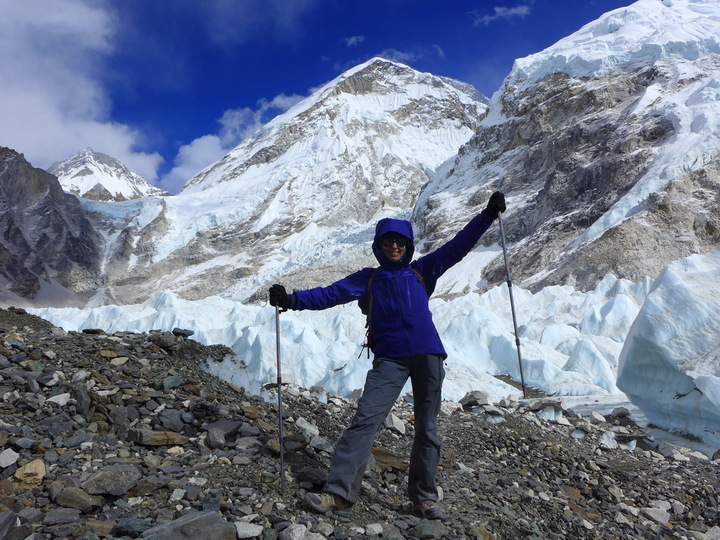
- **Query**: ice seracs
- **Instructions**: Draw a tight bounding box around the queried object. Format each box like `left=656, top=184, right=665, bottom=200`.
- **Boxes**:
left=618, top=248, right=720, bottom=448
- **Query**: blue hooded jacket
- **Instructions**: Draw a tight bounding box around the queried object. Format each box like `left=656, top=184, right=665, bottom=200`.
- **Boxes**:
left=290, top=213, right=494, bottom=359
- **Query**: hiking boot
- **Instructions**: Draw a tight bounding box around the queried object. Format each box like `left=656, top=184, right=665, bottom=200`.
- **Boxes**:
left=304, top=492, right=352, bottom=514
left=413, top=499, right=445, bottom=520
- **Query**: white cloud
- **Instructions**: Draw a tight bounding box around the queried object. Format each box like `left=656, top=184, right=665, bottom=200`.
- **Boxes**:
left=471, top=4, right=532, bottom=26
left=376, top=49, right=423, bottom=64
left=157, top=135, right=227, bottom=193
left=159, top=93, right=305, bottom=193
left=0, top=1, right=316, bottom=191
left=343, top=35, right=365, bottom=47
left=0, top=1, right=163, bottom=179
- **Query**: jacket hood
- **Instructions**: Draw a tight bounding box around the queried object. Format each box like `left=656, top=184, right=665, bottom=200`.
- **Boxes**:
left=372, top=217, right=415, bottom=266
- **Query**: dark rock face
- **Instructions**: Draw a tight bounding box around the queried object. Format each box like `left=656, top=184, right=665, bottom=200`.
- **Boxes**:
left=0, top=306, right=718, bottom=539
left=82, top=182, right=124, bottom=202
left=420, top=61, right=720, bottom=293
left=494, top=65, right=718, bottom=291
left=0, top=147, right=101, bottom=301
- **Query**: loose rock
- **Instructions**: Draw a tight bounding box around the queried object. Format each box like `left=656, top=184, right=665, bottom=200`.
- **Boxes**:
left=0, top=306, right=718, bottom=539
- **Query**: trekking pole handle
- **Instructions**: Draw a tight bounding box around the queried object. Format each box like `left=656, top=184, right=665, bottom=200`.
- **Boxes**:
left=498, top=213, right=512, bottom=287
left=275, top=305, right=282, bottom=381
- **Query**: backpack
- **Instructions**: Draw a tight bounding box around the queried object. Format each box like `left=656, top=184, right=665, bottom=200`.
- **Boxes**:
left=358, top=266, right=427, bottom=358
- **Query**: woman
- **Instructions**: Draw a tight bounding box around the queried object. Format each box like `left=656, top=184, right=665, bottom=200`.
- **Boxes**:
left=269, top=192, right=506, bottom=519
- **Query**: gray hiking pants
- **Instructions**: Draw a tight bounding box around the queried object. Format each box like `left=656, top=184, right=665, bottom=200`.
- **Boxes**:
left=323, top=354, right=445, bottom=504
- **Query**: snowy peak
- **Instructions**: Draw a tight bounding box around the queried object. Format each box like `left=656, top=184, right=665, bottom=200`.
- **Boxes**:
left=505, top=0, right=720, bottom=94
left=49, top=148, right=168, bottom=201
left=324, top=56, right=484, bottom=102
left=182, top=57, right=486, bottom=196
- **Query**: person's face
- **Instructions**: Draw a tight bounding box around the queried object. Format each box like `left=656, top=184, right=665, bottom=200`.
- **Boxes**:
left=381, top=236, right=408, bottom=263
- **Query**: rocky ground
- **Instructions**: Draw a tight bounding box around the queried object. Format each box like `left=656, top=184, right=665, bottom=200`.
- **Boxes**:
left=0, top=306, right=719, bottom=540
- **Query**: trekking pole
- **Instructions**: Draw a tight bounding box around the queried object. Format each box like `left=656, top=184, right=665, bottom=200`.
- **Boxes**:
left=497, top=213, right=527, bottom=399
left=274, top=305, right=287, bottom=495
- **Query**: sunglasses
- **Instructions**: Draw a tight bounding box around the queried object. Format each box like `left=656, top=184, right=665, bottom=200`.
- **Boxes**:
left=381, top=237, right=409, bottom=248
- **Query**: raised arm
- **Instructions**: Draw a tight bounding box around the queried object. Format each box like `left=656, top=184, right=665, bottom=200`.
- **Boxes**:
left=414, top=192, right=506, bottom=292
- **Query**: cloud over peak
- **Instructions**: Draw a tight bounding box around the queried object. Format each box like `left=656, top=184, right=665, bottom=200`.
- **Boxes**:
left=471, top=4, right=532, bottom=26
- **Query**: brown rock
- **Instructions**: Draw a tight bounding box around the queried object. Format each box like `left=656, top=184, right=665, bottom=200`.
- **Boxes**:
left=128, top=428, right=189, bottom=446
left=13, top=459, right=45, bottom=489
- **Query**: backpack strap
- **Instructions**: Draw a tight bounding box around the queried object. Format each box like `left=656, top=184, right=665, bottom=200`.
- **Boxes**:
left=359, top=269, right=378, bottom=358
left=410, top=265, right=425, bottom=290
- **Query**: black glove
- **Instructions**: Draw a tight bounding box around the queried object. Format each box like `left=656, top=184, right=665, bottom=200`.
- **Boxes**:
left=482, top=191, right=506, bottom=219
left=269, top=284, right=291, bottom=311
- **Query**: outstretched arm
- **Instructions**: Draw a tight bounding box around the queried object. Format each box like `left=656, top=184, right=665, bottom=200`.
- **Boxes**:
left=268, top=268, right=373, bottom=311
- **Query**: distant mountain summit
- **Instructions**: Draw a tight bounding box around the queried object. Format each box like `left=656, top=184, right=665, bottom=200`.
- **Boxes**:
left=48, top=148, right=168, bottom=201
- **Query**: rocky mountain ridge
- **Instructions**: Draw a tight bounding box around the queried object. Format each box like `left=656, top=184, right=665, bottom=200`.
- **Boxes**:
left=417, top=0, right=720, bottom=292
left=0, top=306, right=719, bottom=539
left=0, top=148, right=101, bottom=305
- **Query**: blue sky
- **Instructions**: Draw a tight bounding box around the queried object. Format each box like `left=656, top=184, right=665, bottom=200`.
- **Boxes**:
left=0, top=0, right=630, bottom=193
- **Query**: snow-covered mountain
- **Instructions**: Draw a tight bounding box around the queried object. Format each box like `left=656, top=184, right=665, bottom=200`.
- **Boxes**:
left=418, top=0, right=720, bottom=293
left=48, top=147, right=168, bottom=201
left=4, top=0, right=719, bottom=312
left=75, top=0, right=720, bottom=307
left=84, top=58, right=488, bottom=305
